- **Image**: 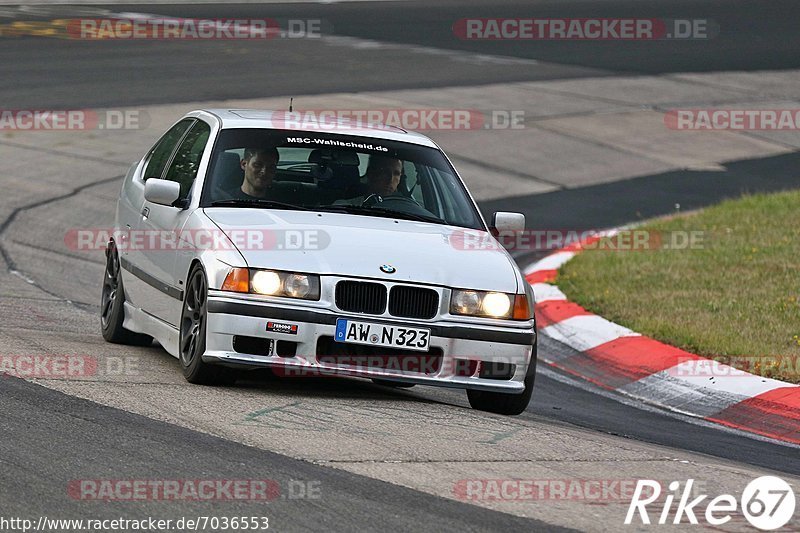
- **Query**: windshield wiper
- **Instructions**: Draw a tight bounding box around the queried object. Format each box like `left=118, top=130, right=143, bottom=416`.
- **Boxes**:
left=209, top=199, right=310, bottom=211
left=317, top=205, right=444, bottom=224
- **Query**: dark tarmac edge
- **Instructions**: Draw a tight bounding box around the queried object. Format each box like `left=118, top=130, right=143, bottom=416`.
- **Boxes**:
left=0, top=375, right=574, bottom=532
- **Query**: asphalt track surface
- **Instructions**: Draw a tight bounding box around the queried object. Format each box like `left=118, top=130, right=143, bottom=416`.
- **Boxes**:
left=0, top=376, right=564, bottom=531
left=1, top=0, right=799, bottom=108
left=1, top=1, right=800, bottom=530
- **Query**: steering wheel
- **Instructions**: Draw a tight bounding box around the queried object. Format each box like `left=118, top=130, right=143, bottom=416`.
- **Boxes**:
left=361, top=193, right=383, bottom=207
left=361, top=194, right=419, bottom=207
left=378, top=194, right=421, bottom=208
left=371, top=194, right=441, bottom=220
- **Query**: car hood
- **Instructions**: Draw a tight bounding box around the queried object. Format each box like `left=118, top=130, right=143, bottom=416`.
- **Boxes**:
left=203, top=208, right=520, bottom=293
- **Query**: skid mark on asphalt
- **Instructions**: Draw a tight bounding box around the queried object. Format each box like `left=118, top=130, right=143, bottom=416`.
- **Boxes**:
left=0, top=175, right=124, bottom=255
left=240, top=397, right=530, bottom=443
left=11, top=238, right=104, bottom=267
left=239, top=401, right=397, bottom=436
left=0, top=173, right=123, bottom=310
left=242, top=401, right=304, bottom=422
left=483, top=426, right=523, bottom=444
left=0, top=139, right=129, bottom=166
left=345, top=403, right=528, bottom=444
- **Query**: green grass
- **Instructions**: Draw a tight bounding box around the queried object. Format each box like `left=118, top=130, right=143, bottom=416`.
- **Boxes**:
left=558, top=190, right=800, bottom=383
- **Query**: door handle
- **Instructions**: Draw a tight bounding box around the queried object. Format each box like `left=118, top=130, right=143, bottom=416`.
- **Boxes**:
left=119, top=224, right=131, bottom=252
left=141, top=206, right=150, bottom=218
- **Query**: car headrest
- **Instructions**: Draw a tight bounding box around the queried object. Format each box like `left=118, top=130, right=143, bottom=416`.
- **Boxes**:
left=397, top=173, right=410, bottom=195
left=211, top=151, right=244, bottom=190
left=308, top=149, right=360, bottom=167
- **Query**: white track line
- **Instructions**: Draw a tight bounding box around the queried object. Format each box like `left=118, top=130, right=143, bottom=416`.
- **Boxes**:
left=664, top=360, right=798, bottom=397
left=538, top=364, right=800, bottom=449
left=531, top=283, right=567, bottom=303
left=541, top=314, right=639, bottom=352
left=524, top=251, right=575, bottom=275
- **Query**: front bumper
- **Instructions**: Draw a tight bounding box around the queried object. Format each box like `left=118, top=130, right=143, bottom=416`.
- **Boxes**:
left=204, top=293, right=536, bottom=393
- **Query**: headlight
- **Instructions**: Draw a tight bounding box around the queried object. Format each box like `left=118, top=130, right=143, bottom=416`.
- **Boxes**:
left=451, top=290, right=482, bottom=315
left=482, top=292, right=512, bottom=316
left=450, top=289, right=531, bottom=320
left=222, top=268, right=320, bottom=300
left=251, top=270, right=282, bottom=295
left=283, top=273, right=312, bottom=298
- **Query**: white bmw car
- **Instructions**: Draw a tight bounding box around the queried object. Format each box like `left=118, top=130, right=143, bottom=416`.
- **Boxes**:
left=101, top=109, right=537, bottom=415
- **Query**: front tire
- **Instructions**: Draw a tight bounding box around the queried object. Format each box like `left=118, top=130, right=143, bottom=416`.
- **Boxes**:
left=467, top=345, right=537, bottom=416
left=179, top=265, right=235, bottom=385
left=100, top=242, right=153, bottom=346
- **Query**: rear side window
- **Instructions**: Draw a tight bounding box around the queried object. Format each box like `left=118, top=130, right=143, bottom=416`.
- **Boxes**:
left=143, top=119, right=194, bottom=180
left=164, top=120, right=212, bottom=197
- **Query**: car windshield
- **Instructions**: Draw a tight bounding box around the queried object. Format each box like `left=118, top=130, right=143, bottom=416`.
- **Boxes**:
left=201, top=128, right=485, bottom=230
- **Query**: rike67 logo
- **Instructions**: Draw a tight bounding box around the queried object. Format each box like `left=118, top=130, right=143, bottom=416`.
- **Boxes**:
left=625, top=477, right=796, bottom=530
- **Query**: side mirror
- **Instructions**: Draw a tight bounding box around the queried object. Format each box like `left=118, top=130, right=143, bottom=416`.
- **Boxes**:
left=144, top=179, right=181, bottom=207
left=491, top=211, right=525, bottom=233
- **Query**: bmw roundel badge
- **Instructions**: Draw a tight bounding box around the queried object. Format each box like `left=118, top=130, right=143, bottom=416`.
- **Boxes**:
left=379, top=264, right=396, bottom=274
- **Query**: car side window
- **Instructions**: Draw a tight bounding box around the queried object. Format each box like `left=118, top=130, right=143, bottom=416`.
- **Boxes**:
left=416, top=165, right=443, bottom=216
left=164, top=120, right=212, bottom=198
left=428, top=168, right=465, bottom=223
left=142, top=119, right=194, bottom=181
left=404, top=163, right=424, bottom=204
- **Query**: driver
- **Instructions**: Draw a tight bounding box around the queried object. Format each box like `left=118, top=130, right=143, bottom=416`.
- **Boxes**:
left=220, top=147, right=279, bottom=200
left=334, top=155, right=403, bottom=205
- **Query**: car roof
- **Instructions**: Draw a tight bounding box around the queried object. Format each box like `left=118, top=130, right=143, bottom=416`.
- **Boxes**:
left=198, top=109, right=439, bottom=148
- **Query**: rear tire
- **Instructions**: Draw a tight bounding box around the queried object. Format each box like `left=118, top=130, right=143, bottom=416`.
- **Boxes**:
left=179, top=265, right=235, bottom=386
left=467, top=345, right=537, bottom=416
left=100, top=242, right=153, bottom=346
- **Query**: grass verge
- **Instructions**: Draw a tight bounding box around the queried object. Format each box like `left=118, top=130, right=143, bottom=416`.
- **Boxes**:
left=558, top=190, right=800, bottom=383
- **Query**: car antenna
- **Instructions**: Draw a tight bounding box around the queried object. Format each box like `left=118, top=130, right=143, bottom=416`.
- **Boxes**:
left=289, top=98, right=293, bottom=112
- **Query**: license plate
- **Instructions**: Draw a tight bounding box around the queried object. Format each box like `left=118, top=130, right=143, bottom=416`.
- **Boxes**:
left=335, top=318, right=430, bottom=352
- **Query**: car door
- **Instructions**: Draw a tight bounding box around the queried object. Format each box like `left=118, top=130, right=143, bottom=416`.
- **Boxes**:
left=120, top=118, right=194, bottom=312
left=137, top=119, right=212, bottom=327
